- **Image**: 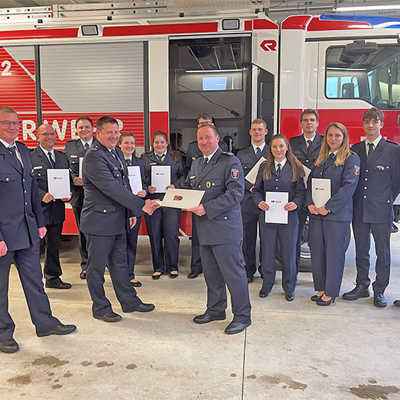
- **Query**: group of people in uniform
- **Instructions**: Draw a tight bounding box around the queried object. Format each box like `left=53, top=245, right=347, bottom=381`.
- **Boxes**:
left=1, top=104, right=399, bottom=354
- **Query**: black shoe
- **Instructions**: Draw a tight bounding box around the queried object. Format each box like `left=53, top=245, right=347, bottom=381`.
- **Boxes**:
left=169, top=271, right=179, bottom=279
left=311, top=293, right=323, bottom=302
left=0, top=338, right=19, bottom=354
left=247, top=276, right=254, bottom=283
left=123, top=303, right=155, bottom=313
left=394, top=300, right=400, bottom=307
left=94, top=311, right=122, bottom=323
left=285, top=292, right=295, bottom=302
left=342, top=285, right=370, bottom=300
left=130, top=280, right=142, bottom=288
left=37, top=324, right=77, bottom=337
left=374, top=293, right=387, bottom=308
left=224, top=320, right=251, bottom=335
left=193, top=312, right=226, bottom=324
left=45, top=278, right=72, bottom=290
left=316, top=296, right=335, bottom=306
left=259, top=289, right=269, bottom=298
left=187, top=272, right=201, bottom=279
left=80, top=271, right=87, bottom=280
left=152, top=273, right=162, bottom=280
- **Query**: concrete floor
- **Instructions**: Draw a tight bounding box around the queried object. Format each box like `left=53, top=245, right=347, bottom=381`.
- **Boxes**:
left=2, top=231, right=400, bottom=400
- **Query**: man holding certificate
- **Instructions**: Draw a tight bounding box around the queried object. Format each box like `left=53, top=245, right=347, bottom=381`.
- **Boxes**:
left=186, top=123, right=251, bottom=335
left=252, top=135, right=305, bottom=302
left=31, top=124, right=72, bottom=290
left=306, top=123, right=359, bottom=306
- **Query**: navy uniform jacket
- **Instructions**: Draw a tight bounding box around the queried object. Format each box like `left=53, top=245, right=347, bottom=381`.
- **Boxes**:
left=352, top=139, right=400, bottom=224
left=237, top=145, right=269, bottom=214
left=31, top=147, right=68, bottom=226
left=0, top=141, right=44, bottom=251
left=185, top=148, right=244, bottom=245
left=65, top=137, right=98, bottom=208
left=252, top=161, right=305, bottom=218
left=290, top=134, right=323, bottom=170
left=305, top=153, right=360, bottom=222
left=80, top=143, right=145, bottom=236
left=142, top=152, right=185, bottom=200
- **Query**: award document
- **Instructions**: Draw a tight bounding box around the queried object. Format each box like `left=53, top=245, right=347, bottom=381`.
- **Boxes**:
left=265, top=191, right=288, bottom=224
left=47, top=169, right=70, bottom=199
left=127, top=166, right=142, bottom=195
left=245, top=156, right=266, bottom=184
left=79, top=157, right=84, bottom=178
left=158, top=188, right=205, bottom=209
left=303, top=165, right=311, bottom=189
left=151, top=165, right=171, bottom=193
left=312, top=178, right=331, bottom=207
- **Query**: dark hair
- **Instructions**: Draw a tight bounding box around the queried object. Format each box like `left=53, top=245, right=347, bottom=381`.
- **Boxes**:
left=152, top=130, right=169, bottom=146
left=76, top=116, right=93, bottom=127
left=196, top=113, right=213, bottom=124
left=300, top=109, right=319, bottom=122
left=0, top=105, right=17, bottom=114
left=119, top=132, right=136, bottom=144
left=96, top=116, right=118, bottom=130
left=363, top=107, right=384, bottom=122
left=197, top=122, right=219, bottom=137
left=262, top=134, right=305, bottom=182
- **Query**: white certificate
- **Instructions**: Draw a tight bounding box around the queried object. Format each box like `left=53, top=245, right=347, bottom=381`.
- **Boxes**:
left=303, top=165, right=311, bottom=189
left=47, top=169, right=70, bottom=199
left=312, top=178, right=331, bottom=208
left=158, top=188, right=205, bottom=209
left=265, top=192, right=288, bottom=224
left=79, top=157, right=84, bottom=178
left=127, top=166, right=142, bottom=195
left=151, top=165, right=171, bottom=193
left=245, top=156, right=266, bottom=184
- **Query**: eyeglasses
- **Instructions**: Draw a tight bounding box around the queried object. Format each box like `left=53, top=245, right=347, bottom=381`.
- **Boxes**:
left=0, top=120, right=19, bottom=127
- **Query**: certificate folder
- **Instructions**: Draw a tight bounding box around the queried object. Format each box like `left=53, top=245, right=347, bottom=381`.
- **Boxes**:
left=158, top=188, right=205, bottom=209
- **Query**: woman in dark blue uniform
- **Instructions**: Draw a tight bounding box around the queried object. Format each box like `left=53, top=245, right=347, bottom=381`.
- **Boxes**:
left=252, top=135, right=305, bottom=301
left=142, top=131, right=185, bottom=279
left=119, top=133, right=146, bottom=288
left=306, top=122, right=360, bottom=306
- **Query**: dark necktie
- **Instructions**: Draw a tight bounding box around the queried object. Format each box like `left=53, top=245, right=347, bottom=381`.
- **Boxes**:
left=368, top=143, right=374, bottom=157
left=203, top=157, right=208, bottom=169
left=125, top=158, right=132, bottom=166
left=9, top=146, right=22, bottom=167
left=255, top=147, right=262, bottom=159
left=306, top=140, right=312, bottom=149
left=48, top=151, right=55, bottom=168
left=84, top=142, right=90, bottom=153
left=276, top=163, right=281, bottom=176
left=156, top=154, right=165, bottom=163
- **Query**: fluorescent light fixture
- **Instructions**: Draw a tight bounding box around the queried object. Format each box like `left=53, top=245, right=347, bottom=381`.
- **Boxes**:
left=335, top=5, right=400, bottom=11
left=185, top=68, right=244, bottom=73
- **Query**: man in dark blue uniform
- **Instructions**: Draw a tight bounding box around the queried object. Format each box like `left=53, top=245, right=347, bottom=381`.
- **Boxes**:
left=65, top=116, right=98, bottom=279
left=237, top=119, right=269, bottom=282
left=343, top=108, right=400, bottom=307
left=187, top=123, right=251, bottom=335
left=31, top=124, right=71, bottom=289
left=0, top=106, right=76, bottom=354
left=289, top=109, right=323, bottom=271
left=80, top=116, right=159, bottom=322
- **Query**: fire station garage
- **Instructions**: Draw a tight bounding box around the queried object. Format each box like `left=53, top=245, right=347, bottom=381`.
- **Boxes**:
left=1, top=1, right=400, bottom=399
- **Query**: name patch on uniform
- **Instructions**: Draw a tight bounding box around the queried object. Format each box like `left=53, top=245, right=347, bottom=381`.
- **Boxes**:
left=354, top=166, right=360, bottom=175
left=206, top=181, right=212, bottom=188
left=70, top=155, right=78, bottom=158
left=33, top=166, right=43, bottom=170
left=376, top=165, right=385, bottom=170
left=231, top=168, right=239, bottom=179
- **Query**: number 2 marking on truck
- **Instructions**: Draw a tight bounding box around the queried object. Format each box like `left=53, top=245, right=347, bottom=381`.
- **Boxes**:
left=1, top=60, right=11, bottom=76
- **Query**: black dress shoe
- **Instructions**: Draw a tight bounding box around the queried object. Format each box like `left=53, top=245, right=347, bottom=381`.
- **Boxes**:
left=169, top=271, right=179, bottom=279
left=80, top=271, right=87, bottom=280
left=123, top=303, right=155, bottom=313
left=37, top=324, right=77, bottom=337
left=0, top=338, right=19, bottom=354
left=342, top=285, right=370, bottom=300
left=259, top=289, right=269, bottom=298
left=394, top=300, right=400, bottom=307
left=224, top=320, right=251, bottom=335
left=193, top=312, right=226, bottom=324
left=152, top=273, right=162, bottom=280
left=316, top=297, right=335, bottom=306
left=45, top=278, right=72, bottom=290
left=130, top=280, right=142, bottom=288
left=311, top=294, right=323, bottom=302
left=247, top=276, right=254, bottom=283
left=187, top=272, right=201, bottom=279
left=285, top=292, right=295, bottom=302
left=94, top=311, right=122, bottom=323
left=374, top=293, right=387, bottom=308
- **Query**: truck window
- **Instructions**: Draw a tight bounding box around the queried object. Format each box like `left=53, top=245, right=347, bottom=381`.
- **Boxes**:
left=326, top=44, right=400, bottom=110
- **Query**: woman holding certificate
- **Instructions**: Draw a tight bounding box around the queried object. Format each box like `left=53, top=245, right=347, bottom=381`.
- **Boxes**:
left=252, top=135, right=305, bottom=301
left=306, top=122, right=360, bottom=306
left=119, top=133, right=147, bottom=287
left=142, top=131, right=185, bottom=279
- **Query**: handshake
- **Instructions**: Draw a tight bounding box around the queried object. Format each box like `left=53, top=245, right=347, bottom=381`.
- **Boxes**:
left=142, top=199, right=161, bottom=215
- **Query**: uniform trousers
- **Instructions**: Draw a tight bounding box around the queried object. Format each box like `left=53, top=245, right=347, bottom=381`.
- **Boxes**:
left=189, top=215, right=202, bottom=274
left=259, top=214, right=298, bottom=294
left=86, top=233, right=141, bottom=317
left=0, top=240, right=60, bottom=341
left=43, top=222, right=63, bottom=280
left=72, top=203, right=88, bottom=271
left=145, top=207, right=181, bottom=273
left=352, top=219, right=391, bottom=294
left=127, top=216, right=142, bottom=280
left=309, top=219, right=349, bottom=297
left=241, top=208, right=262, bottom=278
left=200, top=243, right=251, bottom=324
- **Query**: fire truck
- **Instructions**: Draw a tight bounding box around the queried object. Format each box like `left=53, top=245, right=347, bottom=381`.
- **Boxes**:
left=1, top=2, right=400, bottom=244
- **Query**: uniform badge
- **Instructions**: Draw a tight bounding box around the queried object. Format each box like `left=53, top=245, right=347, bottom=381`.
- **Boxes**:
left=231, top=168, right=239, bottom=179
left=376, top=165, right=385, bottom=170
left=206, top=181, right=212, bottom=188
left=354, top=166, right=360, bottom=175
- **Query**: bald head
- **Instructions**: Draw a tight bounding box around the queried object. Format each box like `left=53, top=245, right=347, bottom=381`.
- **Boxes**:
left=37, top=124, right=56, bottom=151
